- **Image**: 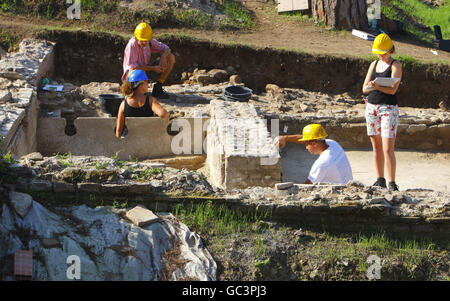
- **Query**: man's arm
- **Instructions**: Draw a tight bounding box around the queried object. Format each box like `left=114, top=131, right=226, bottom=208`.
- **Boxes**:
left=273, top=134, right=305, bottom=148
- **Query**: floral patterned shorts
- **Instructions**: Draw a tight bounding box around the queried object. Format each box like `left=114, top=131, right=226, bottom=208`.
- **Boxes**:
left=365, top=102, right=399, bottom=138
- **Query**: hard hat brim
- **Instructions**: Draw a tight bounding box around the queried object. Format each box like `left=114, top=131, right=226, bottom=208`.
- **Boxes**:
left=298, top=134, right=328, bottom=142
left=372, top=48, right=390, bottom=55
left=135, top=36, right=151, bottom=41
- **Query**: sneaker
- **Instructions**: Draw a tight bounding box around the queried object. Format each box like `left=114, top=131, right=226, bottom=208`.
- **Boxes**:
left=388, top=182, right=399, bottom=191
left=152, top=82, right=170, bottom=99
left=372, top=177, right=387, bottom=188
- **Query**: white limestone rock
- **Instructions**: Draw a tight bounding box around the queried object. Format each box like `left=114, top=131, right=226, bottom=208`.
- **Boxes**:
left=9, top=191, right=33, bottom=219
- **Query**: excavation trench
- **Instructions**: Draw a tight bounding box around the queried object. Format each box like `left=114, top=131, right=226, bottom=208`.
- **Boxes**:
left=1, top=35, right=449, bottom=281
left=3, top=30, right=449, bottom=192
left=35, top=29, right=449, bottom=108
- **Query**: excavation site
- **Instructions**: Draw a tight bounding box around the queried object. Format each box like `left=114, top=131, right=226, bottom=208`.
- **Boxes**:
left=0, top=30, right=449, bottom=281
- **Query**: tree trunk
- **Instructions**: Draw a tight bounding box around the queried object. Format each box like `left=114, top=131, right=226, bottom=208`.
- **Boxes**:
left=311, top=0, right=369, bottom=29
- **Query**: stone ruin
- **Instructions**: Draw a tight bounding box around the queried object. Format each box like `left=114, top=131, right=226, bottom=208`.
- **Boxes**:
left=0, top=37, right=449, bottom=280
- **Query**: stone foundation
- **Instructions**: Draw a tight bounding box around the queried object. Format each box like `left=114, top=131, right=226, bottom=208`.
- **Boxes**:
left=207, top=100, right=281, bottom=189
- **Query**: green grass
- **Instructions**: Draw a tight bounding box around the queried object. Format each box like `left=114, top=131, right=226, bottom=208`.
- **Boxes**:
left=278, top=11, right=311, bottom=23
left=0, top=155, right=18, bottom=185
left=311, top=231, right=442, bottom=280
left=173, top=201, right=270, bottom=236
left=0, top=0, right=119, bottom=18
left=136, top=167, right=164, bottom=182
left=0, top=30, right=17, bottom=52
left=393, top=54, right=420, bottom=67
left=54, top=152, right=73, bottom=168
left=382, top=0, right=450, bottom=43
left=218, top=0, right=256, bottom=30
left=94, top=160, right=108, bottom=170
left=174, top=9, right=212, bottom=28
left=1, top=151, right=16, bottom=164
left=0, top=0, right=251, bottom=30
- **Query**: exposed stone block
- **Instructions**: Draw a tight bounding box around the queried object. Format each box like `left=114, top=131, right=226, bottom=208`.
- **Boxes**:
left=53, top=181, right=76, bottom=193
left=78, top=183, right=101, bottom=193
left=29, top=179, right=52, bottom=192
left=126, top=205, right=160, bottom=227
left=101, top=184, right=130, bottom=195
left=129, top=183, right=151, bottom=194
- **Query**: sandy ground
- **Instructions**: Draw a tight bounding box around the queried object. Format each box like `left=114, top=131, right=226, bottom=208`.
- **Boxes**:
left=281, top=143, right=450, bottom=192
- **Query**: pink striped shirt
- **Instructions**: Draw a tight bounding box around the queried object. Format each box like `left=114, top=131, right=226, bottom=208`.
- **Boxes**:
left=122, top=37, right=169, bottom=82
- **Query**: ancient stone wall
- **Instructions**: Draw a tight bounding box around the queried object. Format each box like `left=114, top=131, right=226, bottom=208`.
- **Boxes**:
left=0, top=39, right=55, bottom=157
left=9, top=156, right=449, bottom=239
left=207, top=100, right=281, bottom=189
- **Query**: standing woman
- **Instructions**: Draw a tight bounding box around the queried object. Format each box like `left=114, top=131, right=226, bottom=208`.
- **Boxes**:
left=116, top=69, right=169, bottom=138
left=362, top=33, right=402, bottom=191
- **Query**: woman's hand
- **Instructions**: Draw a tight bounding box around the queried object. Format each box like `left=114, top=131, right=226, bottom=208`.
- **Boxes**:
left=367, top=80, right=380, bottom=90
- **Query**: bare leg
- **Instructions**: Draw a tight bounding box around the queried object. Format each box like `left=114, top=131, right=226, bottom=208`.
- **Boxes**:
left=157, top=53, right=175, bottom=83
left=369, top=135, right=384, bottom=178
left=382, top=136, right=396, bottom=182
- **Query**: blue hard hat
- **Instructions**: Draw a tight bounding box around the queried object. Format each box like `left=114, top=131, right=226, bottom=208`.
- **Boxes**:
left=127, top=69, right=149, bottom=83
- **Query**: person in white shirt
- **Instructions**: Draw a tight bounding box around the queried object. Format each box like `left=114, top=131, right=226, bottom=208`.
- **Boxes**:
left=274, top=124, right=353, bottom=185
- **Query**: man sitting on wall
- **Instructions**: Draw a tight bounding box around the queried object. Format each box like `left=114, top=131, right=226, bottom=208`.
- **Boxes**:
left=274, top=124, right=353, bottom=185
left=122, top=22, right=176, bottom=99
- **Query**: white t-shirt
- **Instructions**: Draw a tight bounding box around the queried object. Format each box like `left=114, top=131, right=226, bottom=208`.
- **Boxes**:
left=307, top=139, right=353, bottom=185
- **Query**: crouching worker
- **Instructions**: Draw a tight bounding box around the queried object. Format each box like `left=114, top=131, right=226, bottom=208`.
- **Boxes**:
left=116, top=70, right=170, bottom=138
left=274, top=124, right=353, bottom=185
left=122, top=22, right=175, bottom=99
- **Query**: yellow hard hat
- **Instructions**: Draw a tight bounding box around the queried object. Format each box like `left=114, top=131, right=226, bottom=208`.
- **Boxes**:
left=372, top=33, right=394, bottom=54
left=134, top=23, right=153, bottom=41
left=299, top=124, right=328, bottom=142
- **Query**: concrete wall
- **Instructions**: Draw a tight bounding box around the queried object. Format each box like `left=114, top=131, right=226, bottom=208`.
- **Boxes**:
left=37, top=117, right=208, bottom=160
left=207, top=100, right=281, bottom=189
